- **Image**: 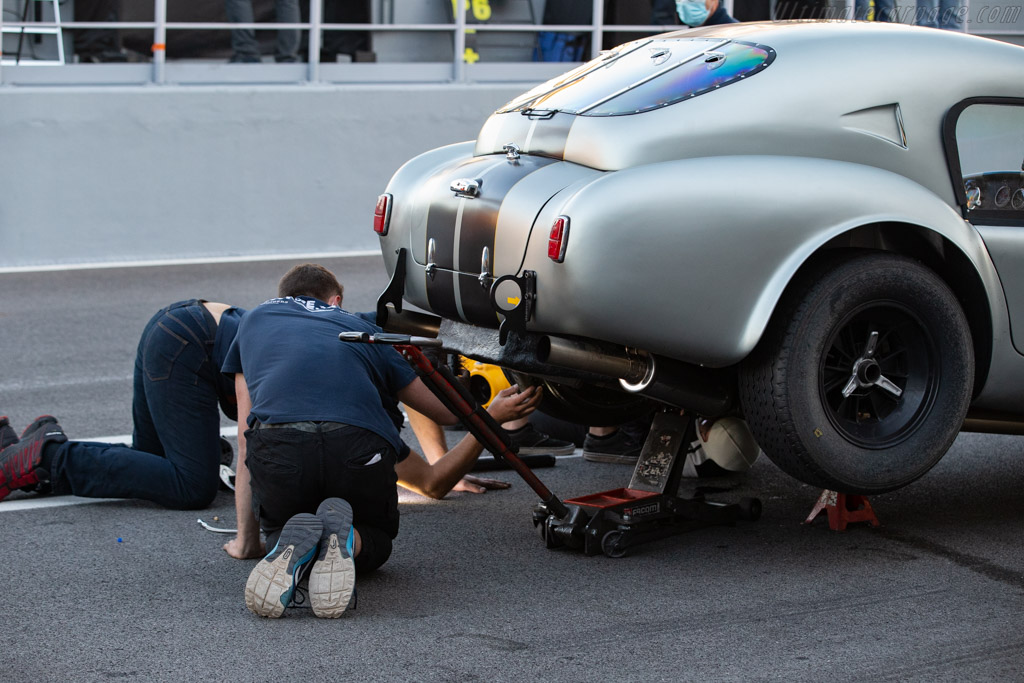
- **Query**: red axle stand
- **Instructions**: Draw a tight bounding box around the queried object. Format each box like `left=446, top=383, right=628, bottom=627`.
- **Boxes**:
left=804, top=490, right=881, bottom=531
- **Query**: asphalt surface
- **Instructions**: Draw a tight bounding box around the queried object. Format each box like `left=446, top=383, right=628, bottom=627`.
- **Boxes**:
left=1, top=256, right=1023, bottom=682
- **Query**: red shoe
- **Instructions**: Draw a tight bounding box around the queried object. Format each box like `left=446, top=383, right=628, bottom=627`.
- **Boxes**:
left=0, top=416, right=67, bottom=502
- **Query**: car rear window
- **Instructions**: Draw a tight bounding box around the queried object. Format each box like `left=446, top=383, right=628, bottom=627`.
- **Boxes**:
left=497, top=38, right=775, bottom=117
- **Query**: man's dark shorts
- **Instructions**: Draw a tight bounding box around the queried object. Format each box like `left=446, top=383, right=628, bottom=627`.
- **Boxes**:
left=245, top=422, right=400, bottom=574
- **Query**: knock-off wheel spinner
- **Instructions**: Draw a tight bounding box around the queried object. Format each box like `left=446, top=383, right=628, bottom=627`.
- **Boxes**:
left=819, top=303, right=939, bottom=449
left=841, top=330, right=904, bottom=400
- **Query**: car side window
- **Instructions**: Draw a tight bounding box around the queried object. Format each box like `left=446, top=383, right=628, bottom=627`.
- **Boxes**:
left=954, top=103, right=1024, bottom=222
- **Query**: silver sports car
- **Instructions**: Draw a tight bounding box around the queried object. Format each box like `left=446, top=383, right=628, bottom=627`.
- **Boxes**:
left=373, top=21, right=1024, bottom=495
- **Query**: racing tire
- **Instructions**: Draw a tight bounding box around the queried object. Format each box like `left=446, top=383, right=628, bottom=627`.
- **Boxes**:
left=739, top=252, right=973, bottom=495
left=506, top=371, right=655, bottom=427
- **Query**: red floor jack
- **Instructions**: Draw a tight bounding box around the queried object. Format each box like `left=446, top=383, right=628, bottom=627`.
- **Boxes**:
left=340, top=332, right=762, bottom=558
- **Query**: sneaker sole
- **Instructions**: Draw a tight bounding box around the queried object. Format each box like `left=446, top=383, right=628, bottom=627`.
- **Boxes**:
left=245, top=513, right=322, bottom=618
left=311, top=498, right=356, bottom=618
left=582, top=451, right=640, bottom=465
left=515, top=444, right=577, bottom=456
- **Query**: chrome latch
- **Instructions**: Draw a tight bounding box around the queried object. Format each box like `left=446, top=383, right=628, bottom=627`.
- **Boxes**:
left=502, top=143, right=521, bottom=162
left=478, top=246, right=492, bottom=289
left=425, top=238, right=437, bottom=280
left=649, top=47, right=671, bottom=65
left=451, top=178, right=481, bottom=198
left=703, top=51, right=726, bottom=69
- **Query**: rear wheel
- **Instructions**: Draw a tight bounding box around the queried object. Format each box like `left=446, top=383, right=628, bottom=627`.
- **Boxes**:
left=739, top=253, right=973, bottom=494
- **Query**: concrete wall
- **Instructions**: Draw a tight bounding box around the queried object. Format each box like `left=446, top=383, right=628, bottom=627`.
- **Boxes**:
left=0, top=84, right=524, bottom=269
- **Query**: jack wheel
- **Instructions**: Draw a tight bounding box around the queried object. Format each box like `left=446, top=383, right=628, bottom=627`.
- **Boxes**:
left=738, top=497, right=762, bottom=521
left=542, top=517, right=562, bottom=549
left=601, top=530, right=628, bottom=558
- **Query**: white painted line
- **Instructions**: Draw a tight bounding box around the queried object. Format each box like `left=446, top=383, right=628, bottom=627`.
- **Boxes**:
left=0, top=374, right=132, bottom=393
left=0, top=426, right=238, bottom=513
left=83, top=425, right=238, bottom=445
left=0, top=250, right=381, bottom=275
left=0, top=496, right=123, bottom=512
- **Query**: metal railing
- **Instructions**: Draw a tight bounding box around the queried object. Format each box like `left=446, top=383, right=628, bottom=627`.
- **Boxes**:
left=1, top=0, right=644, bottom=85
left=2, top=0, right=1020, bottom=86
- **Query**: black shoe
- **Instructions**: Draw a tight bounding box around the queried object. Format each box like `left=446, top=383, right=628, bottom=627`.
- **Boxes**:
left=228, top=54, right=261, bottom=63
left=310, top=497, right=357, bottom=618
left=507, top=424, right=575, bottom=456
left=274, top=54, right=299, bottom=63
left=0, top=416, right=66, bottom=502
left=0, top=417, right=18, bottom=451
left=582, top=429, right=643, bottom=464
left=245, top=513, right=322, bottom=618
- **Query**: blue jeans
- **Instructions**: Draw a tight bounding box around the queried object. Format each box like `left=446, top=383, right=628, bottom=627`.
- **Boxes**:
left=854, top=0, right=897, bottom=21
left=49, top=300, right=226, bottom=509
left=224, top=0, right=300, bottom=61
left=915, top=0, right=968, bottom=30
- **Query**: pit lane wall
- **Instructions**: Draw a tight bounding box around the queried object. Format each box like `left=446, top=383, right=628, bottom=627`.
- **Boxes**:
left=0, top=85, right=523, bottom=270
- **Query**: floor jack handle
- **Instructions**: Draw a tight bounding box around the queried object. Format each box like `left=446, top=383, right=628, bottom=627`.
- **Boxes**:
left=395, top=343, right=570, bottom=519
left=338, top=331, right=568, bottom=518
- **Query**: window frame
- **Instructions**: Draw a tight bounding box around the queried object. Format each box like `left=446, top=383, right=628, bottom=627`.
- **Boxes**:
left=943, top=96, right=1024, bottom=226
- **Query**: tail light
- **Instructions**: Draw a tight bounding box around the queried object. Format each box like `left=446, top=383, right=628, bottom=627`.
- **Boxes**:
left=373, top=193, right=392, bottom=235
left=548, top=215, right=569, bottom=262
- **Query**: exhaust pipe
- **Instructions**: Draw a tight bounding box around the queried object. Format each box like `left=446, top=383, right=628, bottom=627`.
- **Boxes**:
left=536, top=337, right=649, bottom=383
left=537, top=336, right=735, bottom=417
left=377, top=304, right=441, bottom=338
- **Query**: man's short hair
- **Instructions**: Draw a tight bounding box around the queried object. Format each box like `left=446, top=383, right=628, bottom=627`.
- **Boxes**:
left=278, top=263, right=344, bottom=304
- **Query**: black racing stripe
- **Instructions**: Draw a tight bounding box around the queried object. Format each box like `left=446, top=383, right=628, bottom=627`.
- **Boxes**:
left=423, top=157, right=497, bottom=319
left=424, top=158, right=491, bottom=270
left=527, top=112, right=574, bottom=160
left=457, top=156, right=557, bottom=326
left=425, top=269, right=458, bottom=322
left=457, top=273, right=499, bottom=327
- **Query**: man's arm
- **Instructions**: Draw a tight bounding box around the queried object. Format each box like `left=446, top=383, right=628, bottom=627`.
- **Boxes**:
left=223, top=372, right=265, bottom=559
left=405, top=405, right=510, bottom=494
left=395, top=385, right=541, bottom=499
left=395, top=377, right=460, bottom=426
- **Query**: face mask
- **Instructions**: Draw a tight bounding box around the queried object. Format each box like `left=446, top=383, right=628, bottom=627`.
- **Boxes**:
left=676, top=0, right=710, bottom=26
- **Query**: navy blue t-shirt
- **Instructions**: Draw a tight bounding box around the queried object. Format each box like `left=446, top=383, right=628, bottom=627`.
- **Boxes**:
left=212, top=306, right=246, bottom=421
left=213, top=307, right=245, bottom=371
left=222, top=296, right=417, bottom=452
